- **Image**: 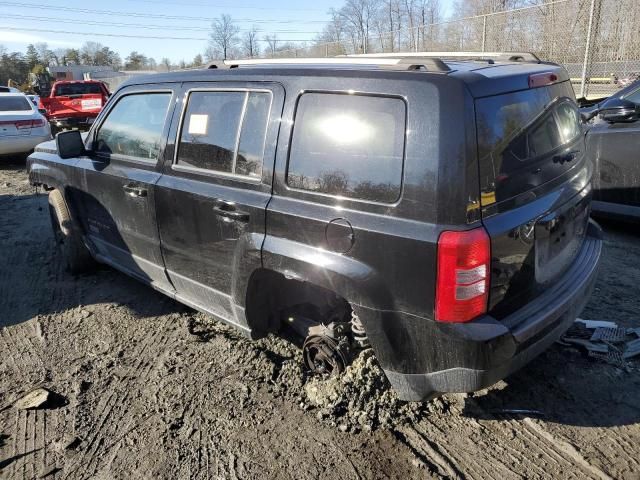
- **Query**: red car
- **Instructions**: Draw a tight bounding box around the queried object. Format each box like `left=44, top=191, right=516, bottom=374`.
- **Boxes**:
left=39, top=80, right=110, bottom=134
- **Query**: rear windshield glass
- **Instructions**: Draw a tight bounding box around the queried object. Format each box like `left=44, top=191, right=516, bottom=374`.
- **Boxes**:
left=0, top=96, right=33, bottom=111
left=476, top=81, right=582, bottom=204
left=54, top=83, right=103, bottom=96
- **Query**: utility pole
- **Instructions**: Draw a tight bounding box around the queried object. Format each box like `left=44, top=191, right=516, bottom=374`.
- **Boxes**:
left=580, top=0, right=599, bottom=98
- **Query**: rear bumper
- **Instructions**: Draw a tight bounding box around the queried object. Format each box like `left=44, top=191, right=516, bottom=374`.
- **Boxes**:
left=50, top=116, right=96, bottom=129
left=377, top=220, right=603, bottom=401
left=0, top=134, right=52, bottom=156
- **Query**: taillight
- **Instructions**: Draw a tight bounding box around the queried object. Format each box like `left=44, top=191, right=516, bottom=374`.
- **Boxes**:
left=435, top=227, right=490, bottom=323
left=15, top=120, right=32, bottom=130
left=14, top=119, right=45, bottom=129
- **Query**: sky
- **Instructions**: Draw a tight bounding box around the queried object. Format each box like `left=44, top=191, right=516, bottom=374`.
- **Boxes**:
left=0, top=0, right=454, bottom=64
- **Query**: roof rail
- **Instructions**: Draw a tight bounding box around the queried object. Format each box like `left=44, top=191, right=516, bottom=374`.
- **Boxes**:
left=206, top=57, right=451, bottom=72
left=347, top=51, right=542, bottom=63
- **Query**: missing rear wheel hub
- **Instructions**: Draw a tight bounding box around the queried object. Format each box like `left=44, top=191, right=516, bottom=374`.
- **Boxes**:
left=302, top=334, right=351, bottom=376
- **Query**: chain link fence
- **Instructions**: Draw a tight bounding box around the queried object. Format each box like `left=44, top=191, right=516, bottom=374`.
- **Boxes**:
left=262, top=0, right=640, bottom=99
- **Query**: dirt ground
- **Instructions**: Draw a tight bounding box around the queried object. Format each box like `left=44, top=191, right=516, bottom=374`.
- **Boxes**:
left=1, top=160, right=639, bottom=480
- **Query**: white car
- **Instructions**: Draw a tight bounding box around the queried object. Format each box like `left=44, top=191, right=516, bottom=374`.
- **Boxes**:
left=0, top=93, right=52, bottom=158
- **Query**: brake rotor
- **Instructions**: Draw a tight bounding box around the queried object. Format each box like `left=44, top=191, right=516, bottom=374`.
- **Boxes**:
left=302, top=334, right=350, bottom=377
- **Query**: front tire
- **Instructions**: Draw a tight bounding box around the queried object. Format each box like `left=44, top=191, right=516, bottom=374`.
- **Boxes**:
left=48, top=189, right=94, bottom=274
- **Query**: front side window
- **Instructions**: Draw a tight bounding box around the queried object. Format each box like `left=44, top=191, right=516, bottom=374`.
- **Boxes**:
left=175, top=90, right=271, bottom=179
left=94, top=92, right=171, bottom=161
left=287, top=93, right=406, bottom=203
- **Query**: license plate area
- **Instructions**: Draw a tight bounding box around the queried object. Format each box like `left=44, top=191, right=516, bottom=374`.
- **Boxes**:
left=535, top=194, right=590, bottom=284
left=81, top=99, right=102, bottom=111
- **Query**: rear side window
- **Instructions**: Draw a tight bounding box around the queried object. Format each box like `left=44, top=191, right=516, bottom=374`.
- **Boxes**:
left=0, top=96, right=32, bottom=112
left=54, top=83, right=103, bottom=96
left=175, top=90, right=271, bottom=179
left=94, top=92, right=171, bottom=161
left=287, top=93, right=406, bottom=203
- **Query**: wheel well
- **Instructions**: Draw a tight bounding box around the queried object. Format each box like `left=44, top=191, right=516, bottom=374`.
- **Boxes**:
left=244, top=268, right=351, bottom=338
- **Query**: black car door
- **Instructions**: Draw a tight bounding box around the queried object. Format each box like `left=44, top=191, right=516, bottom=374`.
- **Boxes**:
left=155, top=82, right=284, bottom=330
left=588, top=84, right=640, bottom=210
left=72, top=84, right=177, bottom=290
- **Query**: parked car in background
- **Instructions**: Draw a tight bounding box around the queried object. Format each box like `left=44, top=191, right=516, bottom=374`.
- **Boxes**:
left=581, top=79, right=640, bottom=221
left=0, top=86, right=22, bottom=93
left=0, top=93, right=52, bottom=159
left=28, top=52, right=602, bottom=401
left=39, top=80, right=110, bottom=135
left=614, top=73, right=640, bottom=89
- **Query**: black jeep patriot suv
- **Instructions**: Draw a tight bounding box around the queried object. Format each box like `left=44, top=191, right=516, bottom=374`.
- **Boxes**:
left=28, top=52, right=602, bottom=401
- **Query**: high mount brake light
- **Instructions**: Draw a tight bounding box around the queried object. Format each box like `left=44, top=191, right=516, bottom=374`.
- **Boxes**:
left=435, top=227, right=491, bottom=323
left=529, top=72, right=559, bottom=88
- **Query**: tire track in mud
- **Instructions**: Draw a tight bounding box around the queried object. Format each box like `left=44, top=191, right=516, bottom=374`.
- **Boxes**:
left=400, top=410, right=613, bottom=480
left=0, top=328, right=49, bottom=480
left=590, top=428, right=640, bottom=475
left=64, top=315, right=180, bottom=478
left=521, top=418, right=613, bottom=480
left=395, top=426, right=464, bottom=479
left=2, top=398, right=56, bottom=480
left=0, top=195, right=52, bottom=328
left=412, top=413, right=517, bottom=480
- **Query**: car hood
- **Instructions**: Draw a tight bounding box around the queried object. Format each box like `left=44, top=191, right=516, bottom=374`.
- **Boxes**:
left=33, top=139, right=57, bottom=154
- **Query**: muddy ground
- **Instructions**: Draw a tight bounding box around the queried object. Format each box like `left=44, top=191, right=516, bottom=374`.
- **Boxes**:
left=1, top=160, right=639, bottom=480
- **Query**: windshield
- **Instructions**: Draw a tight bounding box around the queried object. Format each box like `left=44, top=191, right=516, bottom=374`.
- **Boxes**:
left=0, top=96, right=33, bottom=112
left=476, top=81, right=583, bottom=205
left=54, top=83, right=104, bottom=96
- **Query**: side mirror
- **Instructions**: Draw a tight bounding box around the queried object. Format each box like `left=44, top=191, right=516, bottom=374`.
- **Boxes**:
left=56, top=130, right=86, bottom=159
left=581, top=109, right=599, bottom=123
left=38, top=108, right=47, bottom=115
left=599, top=98, right=640, bottom=123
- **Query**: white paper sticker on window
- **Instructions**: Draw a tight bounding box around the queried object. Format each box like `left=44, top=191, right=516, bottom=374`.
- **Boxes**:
left=188, top=114, right=208, bottom=135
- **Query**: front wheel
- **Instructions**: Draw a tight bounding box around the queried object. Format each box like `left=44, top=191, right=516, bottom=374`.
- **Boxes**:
left=48, top=189, right=94, bottom=274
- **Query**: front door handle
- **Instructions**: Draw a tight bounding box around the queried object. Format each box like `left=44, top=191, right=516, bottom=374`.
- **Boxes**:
left=123, top=183, right=148, bottom=197
left=213, top=203, right=249, bottom=222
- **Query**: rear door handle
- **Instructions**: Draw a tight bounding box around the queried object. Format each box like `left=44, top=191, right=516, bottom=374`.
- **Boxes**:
left=213, top=203, right=249, bottom=222
left=123, top=183, right=148, bottom=197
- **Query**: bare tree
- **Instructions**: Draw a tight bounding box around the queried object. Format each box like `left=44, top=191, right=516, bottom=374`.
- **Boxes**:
left=160, top=57, right=172, bottom=72
left=34, top=42, right=55, bottom=66
left=208, top=14, right=240, bottom=60
left=338, top=0, right=379, bottom=53
left=242, top=26, right=260, bottom=58
left=264, top=34, right=278, bottom=57
left=417, top=0, right=442, bottom=49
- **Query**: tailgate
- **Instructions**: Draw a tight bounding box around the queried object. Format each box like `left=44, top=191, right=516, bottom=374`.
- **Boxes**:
left=48, top=94, right=103, bottom=117
left=476, top=80, right=592, bottom=319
